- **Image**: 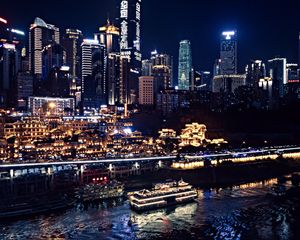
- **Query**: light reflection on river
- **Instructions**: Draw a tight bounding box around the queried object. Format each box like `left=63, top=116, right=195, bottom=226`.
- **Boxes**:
left=0, top=176, right=299, bottom=240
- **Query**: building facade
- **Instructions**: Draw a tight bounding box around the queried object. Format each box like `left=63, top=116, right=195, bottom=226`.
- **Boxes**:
left=220, top=31, right=237, bottom=75
left=178, top=40, right=192, bottom=90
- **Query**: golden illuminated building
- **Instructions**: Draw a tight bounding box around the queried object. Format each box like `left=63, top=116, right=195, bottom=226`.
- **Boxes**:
left=158, top=129, right=177, bottom=139
left=179, top=123, right=207, bottom=147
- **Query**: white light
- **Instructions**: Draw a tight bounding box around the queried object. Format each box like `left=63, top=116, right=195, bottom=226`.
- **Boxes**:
left=83, top=39, right=99, bottom=45
left=124, top=128, right=132, bottom=134
left=175, top=86, right=179, bottom=90
left=60, top=66, right=70, bottom=71
left=0, top=17, right=7, bottom=24
left=3, top=43, right=15, bottom=50
left=11, top=29, right=25, bottom=36
left=222, top=31, right=236, bottom=40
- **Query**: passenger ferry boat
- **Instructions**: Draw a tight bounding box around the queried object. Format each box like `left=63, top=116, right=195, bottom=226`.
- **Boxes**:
left=129, top=179, right=197, bottom=212
left=76, top=180, right=124, bottom=202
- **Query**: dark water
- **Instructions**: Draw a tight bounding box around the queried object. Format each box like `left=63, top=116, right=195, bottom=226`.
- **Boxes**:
left=1, top=178, right=300, bottom=240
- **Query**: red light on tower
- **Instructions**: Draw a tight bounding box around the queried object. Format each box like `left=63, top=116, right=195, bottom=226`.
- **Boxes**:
left=0, top=17, right=7, bottom=24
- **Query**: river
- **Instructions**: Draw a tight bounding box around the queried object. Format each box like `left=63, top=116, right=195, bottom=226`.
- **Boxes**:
left=1, top=176, right=300, bottom=240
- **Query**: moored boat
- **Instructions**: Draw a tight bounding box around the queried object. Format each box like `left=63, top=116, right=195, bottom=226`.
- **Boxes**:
left=76, top=180, right=124, bottom=202
left=129, top=179, right=197, bottom=212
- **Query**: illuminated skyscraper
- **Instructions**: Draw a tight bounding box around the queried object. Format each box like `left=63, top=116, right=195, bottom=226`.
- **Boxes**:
left=0, top=42, right=20, bottom=107
left=62, top=29, right=83, bottom=81
left=220, top=31, right=237, bottom=75
left=268, top=58, right=287, bottom=99
left=29, top=17, right=60, bottom=76
left=95, top=20, right=120, bottom=54
left=42, top=43, right=66, bottom=80
left=245, top=60, right=266, bottom=88
left=81, top=39, right=107, bottom=109
left=151, top=51, right=173, bottom=90
left=178, top=40, right=192, bottom=90
left=117, top=0, right=142, bottom=103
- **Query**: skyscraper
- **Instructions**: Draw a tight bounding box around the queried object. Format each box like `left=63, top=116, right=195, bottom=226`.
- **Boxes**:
left=95, top=19, right=120, bottom=54
left=220, top=31, right=237, bottom=75
left=268, top=58, right=287, bottom=99
left=117, top=0, right=142, bottom=103
left=178, top=40, right=192, bottom=90
left=42, top=43, right=66, bottom=80
left=151, top=52, right=173, bottom=90
left=81, top=39, right=107, bottom=109
left=0, top=42, right=20, bottom=107
left=29, top=17, right=60, bottom=76
left=107, top=53, right=121, bottom=105
left=62, top=29, right=83, bottom=82
left=245, top=60, right=266, bottom=88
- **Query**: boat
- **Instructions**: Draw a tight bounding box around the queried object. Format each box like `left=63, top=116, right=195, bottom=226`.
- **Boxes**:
left=76, top=180, right=124, bottom=202
left=129, top=179, right=197, bottom=212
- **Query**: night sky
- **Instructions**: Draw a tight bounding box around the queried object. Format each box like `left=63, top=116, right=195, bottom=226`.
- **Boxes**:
left=2, top=0, right=300, bottom=75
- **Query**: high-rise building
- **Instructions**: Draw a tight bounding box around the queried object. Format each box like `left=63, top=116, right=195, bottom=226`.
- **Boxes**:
left=268, top=58, right=287, bottom=99
left=212, top=74, right=246, bottom=93
left=139, top=76, right=154, bottom=105
left=151, top=52, right=173, bottom=90
left=220, top=31, right=237, bottom=75
left=178, top=40, right=192, bottom=90
left=42, top=43, right=66, bottom=80
left=81, top=39, right=107, bottom=109
left=107, top=53, right=121, bottom=105
left=245, top=60, right=266, bottom=88
left=142, top=59, right=152, bottom=76
left=117, top=0, right=142, bottom=104
left=0, top=42, right=20, bottom=107
left=62, top=29, right=83, bottom=82
left=95, top=19, right=120, bottom=54
left=29, top=17, right=60, bottom=76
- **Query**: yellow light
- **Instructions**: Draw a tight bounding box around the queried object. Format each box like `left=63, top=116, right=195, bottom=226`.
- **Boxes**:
left=48, top=102, right=56, bottom=109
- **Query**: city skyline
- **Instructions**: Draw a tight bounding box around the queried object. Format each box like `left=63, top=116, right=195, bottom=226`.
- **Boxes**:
left=2, top=0, right=300, bottom=75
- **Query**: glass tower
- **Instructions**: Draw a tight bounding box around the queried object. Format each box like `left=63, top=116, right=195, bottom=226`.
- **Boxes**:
left=178, top=40, right=192, bottom=90
left=220, top=31, right=237, bottom=75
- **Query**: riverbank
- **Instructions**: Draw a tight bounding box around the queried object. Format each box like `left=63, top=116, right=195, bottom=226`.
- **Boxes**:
left=123, top=159, right=300, bottom=190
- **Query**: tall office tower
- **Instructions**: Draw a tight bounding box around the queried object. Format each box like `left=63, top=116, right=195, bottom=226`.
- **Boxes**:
left=268, top=58, right=287, bottom=99
left=0, top=42, right=20, bottom=107
left=107, top=53, right=121, bottom=105
left=42, top=43, right=66, bottom=80
left=245, top=60, right=266, bottom=88
left=120, top=56, right=131, bottom=104
left=95, top=19, right=120, bottom=54
left=178, top=40, right=192, bottom=90
left=29, top=18, right=60, bottom=76
left=151, top=52, right=173, bottom=90
left=139, top=76, right=154, bottom=105
left=142, top=59, right=152, bottom=76
left=62, top=29, right=83, bottom=82
left=81, top=39, right=107, bottom=109
left=220, top=31, right=237, bottom=75
left=117, top=0, right=142, bottom=103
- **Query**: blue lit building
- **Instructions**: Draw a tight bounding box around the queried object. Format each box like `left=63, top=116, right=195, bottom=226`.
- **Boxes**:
left=178, top=40, right=192, bottom=90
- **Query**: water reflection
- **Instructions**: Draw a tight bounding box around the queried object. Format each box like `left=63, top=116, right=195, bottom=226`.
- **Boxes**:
left=0, top=175, right=299, bottom=240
